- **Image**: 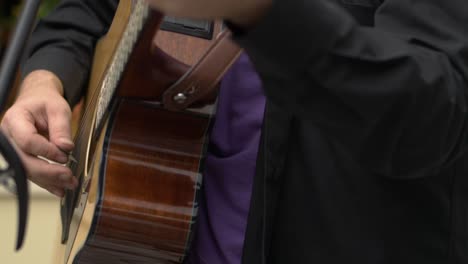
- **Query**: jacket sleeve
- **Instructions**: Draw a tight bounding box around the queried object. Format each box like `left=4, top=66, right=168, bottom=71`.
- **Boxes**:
left=22, top=0, right=118, bottom=106
left=231, top=0, right=468, bottom=179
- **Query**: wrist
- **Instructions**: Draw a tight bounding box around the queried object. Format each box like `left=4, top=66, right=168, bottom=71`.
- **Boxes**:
left=228, top=0, right=272, bottom=29
left=19, top=70, right=64, bottom=98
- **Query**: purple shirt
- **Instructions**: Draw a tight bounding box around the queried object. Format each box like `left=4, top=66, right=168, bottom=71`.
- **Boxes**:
left=187, top=53, right=266, bottom=264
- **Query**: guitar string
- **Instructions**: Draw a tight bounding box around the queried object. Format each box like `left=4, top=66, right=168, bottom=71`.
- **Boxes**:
left=75, top=1, right=149, bottom=143
left=64, top=1, right=150, bottom=213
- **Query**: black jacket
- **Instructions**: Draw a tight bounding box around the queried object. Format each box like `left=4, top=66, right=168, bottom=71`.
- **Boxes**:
left=23, top=0, right=468, bottom=263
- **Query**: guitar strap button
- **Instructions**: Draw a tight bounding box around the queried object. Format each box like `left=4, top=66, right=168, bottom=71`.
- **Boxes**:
left=173, top=93, right=188, bottom=104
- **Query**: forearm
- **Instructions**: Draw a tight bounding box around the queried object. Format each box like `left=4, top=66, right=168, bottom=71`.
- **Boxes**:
left=22, top=0, right=117, bottom=106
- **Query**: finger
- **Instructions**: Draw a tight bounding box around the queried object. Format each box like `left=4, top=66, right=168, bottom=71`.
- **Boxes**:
left=3, top=111, right=69, bottom=163
left=21, top=154, right=77, bottom=190
left=47, top=186, right=65, bottom=198
left=47, top=103, right=74, bottom=152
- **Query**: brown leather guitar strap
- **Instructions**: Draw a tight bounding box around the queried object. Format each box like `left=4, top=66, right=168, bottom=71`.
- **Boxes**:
left=162, top=30, right=242, bottom=111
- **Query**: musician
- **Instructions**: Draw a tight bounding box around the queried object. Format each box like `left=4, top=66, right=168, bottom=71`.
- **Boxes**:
left=2, top=0, right=468, bottom=263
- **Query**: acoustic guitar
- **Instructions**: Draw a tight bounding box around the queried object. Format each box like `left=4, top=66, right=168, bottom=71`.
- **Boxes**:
left=57, top=1, right=240, bottom=263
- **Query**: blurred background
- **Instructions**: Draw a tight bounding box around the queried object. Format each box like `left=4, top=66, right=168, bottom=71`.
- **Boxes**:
left=0, top=0, right=62, bottom=263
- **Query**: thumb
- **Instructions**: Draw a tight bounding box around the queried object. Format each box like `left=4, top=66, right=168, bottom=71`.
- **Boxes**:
left=47, top=102, right=74, bottom=152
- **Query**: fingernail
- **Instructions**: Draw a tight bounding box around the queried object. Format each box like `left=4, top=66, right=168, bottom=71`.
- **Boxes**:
left=65, top=184, right=76, bottom=190
left=58, top=137, right=74, bottom=148
left=67, top=182, right=78, bottom=190
left=59, top=174, right=72, bottom=184
left=65, top=177, right=78, bottom=190
left=57, top=154, right=68, bottom=164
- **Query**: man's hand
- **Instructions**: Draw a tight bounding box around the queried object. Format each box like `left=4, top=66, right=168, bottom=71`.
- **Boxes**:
left=144, top=0, right=272, bottom=28
left=1, top=70, right=78, bottom=197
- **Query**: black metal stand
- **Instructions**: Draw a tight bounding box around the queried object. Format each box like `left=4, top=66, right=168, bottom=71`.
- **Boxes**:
left=0, top=0, right=43, bottom=250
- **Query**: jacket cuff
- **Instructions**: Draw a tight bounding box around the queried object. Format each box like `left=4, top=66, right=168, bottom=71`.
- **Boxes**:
left=228, top=0, right=354, bottom=73
left=22, top=48, right=86, bottom=106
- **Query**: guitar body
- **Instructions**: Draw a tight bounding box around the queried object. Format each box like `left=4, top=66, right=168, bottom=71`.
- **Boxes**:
left=70, top=99, right=209, bottom=264
left=57, top=1, right=228, bottom=263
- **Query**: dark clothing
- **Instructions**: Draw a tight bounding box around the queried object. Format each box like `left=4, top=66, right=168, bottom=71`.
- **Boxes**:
left=187, top=53, right=265, bottom=264
left=23, top=0, right=468, bottom=263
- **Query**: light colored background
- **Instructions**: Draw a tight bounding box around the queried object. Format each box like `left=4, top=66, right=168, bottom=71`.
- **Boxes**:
left=0, top=183, right=61, bottom=264
left=1, top=2, right=74, bottom=263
